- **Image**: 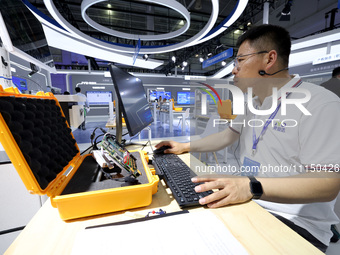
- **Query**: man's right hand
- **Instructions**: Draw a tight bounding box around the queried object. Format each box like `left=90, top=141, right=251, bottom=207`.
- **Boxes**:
left=154, top=141, right=190, bottom=155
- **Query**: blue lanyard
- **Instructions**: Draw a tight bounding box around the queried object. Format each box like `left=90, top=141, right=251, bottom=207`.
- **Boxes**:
left=252, top=103, right=281, bottom=155
left=252, top=80, right=302, bottom=155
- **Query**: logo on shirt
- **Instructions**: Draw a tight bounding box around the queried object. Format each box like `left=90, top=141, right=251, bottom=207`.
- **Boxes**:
left=273, top=121, right=286, bottom=133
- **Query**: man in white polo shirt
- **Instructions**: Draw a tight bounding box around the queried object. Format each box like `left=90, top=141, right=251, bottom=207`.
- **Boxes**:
left=156, top=24, right=340, bottom=252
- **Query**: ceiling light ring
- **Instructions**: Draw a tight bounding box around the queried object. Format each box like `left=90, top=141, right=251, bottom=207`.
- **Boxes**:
left=42, top=0, right=218, bottom=54
left=200, top=0, right=248, bottom=43
left=81, top=0, right=191, bottom=41
left=39, top=0, right=251, bottom=55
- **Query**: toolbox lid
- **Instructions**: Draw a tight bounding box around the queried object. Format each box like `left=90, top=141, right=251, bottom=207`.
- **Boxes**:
left=0, top=88, right=80, bottom=194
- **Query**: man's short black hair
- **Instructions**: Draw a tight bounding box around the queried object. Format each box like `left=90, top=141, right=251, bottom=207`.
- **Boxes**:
left=75, top=87, right=81, bottom=93
left=332, top=67, right=340, bottom=77
left=236, top=24, right=291, bottom=67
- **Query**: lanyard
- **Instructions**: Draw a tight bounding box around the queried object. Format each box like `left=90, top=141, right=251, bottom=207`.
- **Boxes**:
left=252, top=79, right=302, bottom=155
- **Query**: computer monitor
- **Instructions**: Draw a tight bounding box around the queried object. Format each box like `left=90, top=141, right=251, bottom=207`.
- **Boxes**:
left=12, top=76, right=28, bottom=92
left=86, top=91, right=113, bottom=105
left=109, top=64, right=153, bottom=144
left=177, top=91, right=194, bottom=105
left=149, top=91, right=171, bottom=101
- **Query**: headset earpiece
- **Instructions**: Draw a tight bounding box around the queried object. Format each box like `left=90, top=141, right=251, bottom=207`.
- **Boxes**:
left=258, top=68, right=288, bottom=76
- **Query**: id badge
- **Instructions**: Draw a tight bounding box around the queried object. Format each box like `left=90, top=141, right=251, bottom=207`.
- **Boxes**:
left=241, top=157, right=261, bottom=176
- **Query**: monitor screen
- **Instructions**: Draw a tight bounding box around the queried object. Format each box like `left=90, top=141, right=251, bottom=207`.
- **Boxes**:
left=12, top=76, right=28, bottom=92
left=177, top=91, right=194, bottom=105
left=149, top=91, right=171, bottom=101
left=109, top=65, right=153, bottom=137
left=86, top=91, right=113, bottom=105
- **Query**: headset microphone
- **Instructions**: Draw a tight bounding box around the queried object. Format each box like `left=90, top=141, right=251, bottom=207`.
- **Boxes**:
left=258, top=67, right=289, bottom=76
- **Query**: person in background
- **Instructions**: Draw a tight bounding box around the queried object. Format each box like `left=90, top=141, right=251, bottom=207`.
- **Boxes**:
left=75, top=87, right=89, bottom=130
left=320, top=66, right=340, bottom=97
left=156, top=24, right=340, bottom=252
left=156, top=95, right=162, bottom=109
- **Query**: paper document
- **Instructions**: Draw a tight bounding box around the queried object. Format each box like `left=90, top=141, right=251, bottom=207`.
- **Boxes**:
left=71, top=210, right=249, bottom=255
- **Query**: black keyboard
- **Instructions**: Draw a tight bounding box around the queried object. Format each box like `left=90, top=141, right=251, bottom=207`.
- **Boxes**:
left=153, top=153, right=213, bottom=208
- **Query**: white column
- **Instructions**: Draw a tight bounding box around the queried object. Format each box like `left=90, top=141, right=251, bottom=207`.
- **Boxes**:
left=263, top=1, right=270, bottom=24
left=169, top=102, right=173, bottom=133
left=88, top=59, right=91, bottom=73
left=201, top=94, right=207, bottom=115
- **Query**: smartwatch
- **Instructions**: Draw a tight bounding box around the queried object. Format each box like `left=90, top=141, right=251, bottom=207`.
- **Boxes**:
left=248, top=176, right=263, bottom=199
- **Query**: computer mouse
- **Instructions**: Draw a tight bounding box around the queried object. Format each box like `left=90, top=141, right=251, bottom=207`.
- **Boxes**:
left=153, top=145, right=172, bottom=154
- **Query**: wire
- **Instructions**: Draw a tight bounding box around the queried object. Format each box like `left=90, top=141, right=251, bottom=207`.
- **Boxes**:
left=81, top=127, right=109, bottom=155
left=80, top=138, right=104, bottom=155
left=122, top=131, right=129, bottom=137
left=140, top=140, right=151, bottom=151
left=100, top=167, right=113, bottom=180
left=91, top=127, right=109, bottom=150
left=127, top=131, right=140, bottom=144
left=15, top=74, right=44, bottom=91
left=93, top=133, right=105, bottom=149
left=80, top=143, right=94, bottom=155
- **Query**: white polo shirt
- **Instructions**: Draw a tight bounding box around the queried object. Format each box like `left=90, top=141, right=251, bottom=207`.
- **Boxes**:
left=230, top=75, right=340, bottom=245
left=76, top=92, right=89, bottom=108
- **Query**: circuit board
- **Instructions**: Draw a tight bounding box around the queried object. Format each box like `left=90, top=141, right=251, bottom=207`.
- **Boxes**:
left=100, top=136, right=141, bottom=178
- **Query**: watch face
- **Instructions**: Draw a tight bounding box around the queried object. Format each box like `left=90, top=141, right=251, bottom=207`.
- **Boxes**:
left=251, top=181, right=263, bottom=194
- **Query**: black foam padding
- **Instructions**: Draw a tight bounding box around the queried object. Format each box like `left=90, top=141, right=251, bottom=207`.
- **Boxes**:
left=61, top=152, right=150, bottom=195
left=31, top=137, right=43, bottom=148
left=13, top=133, right=21, bottom=145
left=1, top=111, right=11, bottom=124
left=46, top=173, right=57, bottom=182
left=9, top=121, right=23, bottom=133
left=34, top=111, right=44, bottom=119
left=24, top=111, right=35, bottom=120
left=0, top=96, right=79, bottom=189
left=39, top=144, right=51, bottom=154
left=20, top=140, right=33, bottom=153
left=19, top=130, right=34, bottom=141
left=23, top=153, right=31, bottom=165
left=25, top=102, right=37, bottom=112
left=40, top=165, right=50, bottom=176
left=31, top=159, right=41, bottom=173
left=11, top=111, right=25, bottom=122
left=13, top=101, right=26, bottom=111
left=0, top=100, right=14, bottom=112
left=22, top=119, right=34, bottom=130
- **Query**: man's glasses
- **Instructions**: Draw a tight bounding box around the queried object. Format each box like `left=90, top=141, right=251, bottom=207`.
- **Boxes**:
left=233, top=51, right=268, bottom=69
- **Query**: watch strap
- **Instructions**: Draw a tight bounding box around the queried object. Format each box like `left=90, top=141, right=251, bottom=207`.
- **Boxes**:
left=248, top=176, right=263, bottom=200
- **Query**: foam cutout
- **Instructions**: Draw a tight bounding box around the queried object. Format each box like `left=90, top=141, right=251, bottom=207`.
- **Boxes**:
left=0, top=96, right=79, bottom=189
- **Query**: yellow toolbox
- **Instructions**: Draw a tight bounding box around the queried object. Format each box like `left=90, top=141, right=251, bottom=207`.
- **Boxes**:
left=0, top=86, right=159, bottom=220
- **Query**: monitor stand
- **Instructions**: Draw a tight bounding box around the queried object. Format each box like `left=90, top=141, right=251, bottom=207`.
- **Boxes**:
left=114, top=89, right=123, bottom=144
